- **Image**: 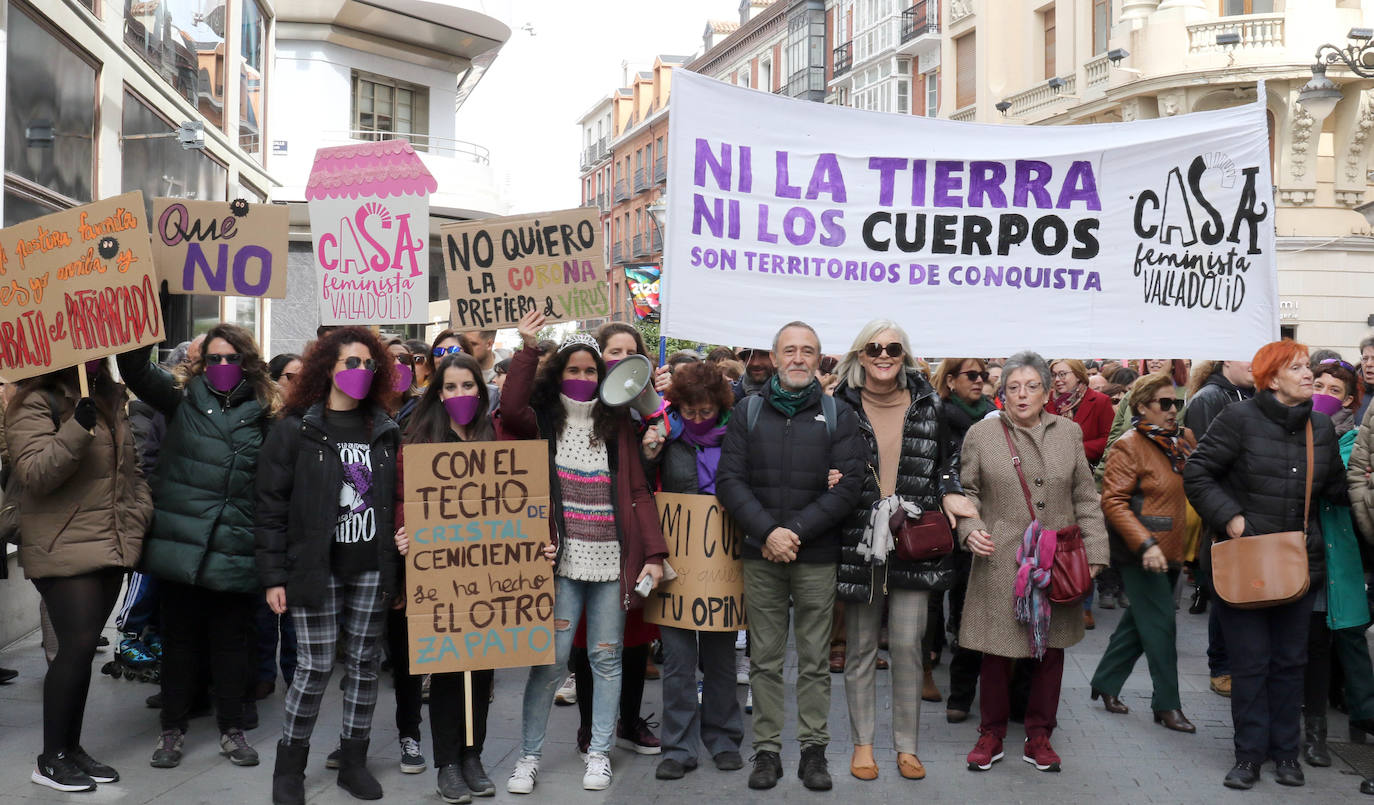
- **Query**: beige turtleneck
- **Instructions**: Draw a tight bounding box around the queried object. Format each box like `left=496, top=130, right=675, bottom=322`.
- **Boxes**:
left=862, top=384, right=910, bottom=497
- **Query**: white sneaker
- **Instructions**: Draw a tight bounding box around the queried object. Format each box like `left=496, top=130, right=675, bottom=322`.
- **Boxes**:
left=736, top=653, right=750, bottom=685
left=583, top=751, right=612, bottom=790
left=555, top=673, right=577, bottom=706
left=506, top=754, right=539, bottom=794
left=745, top=686, right=753, bottom=714
left=735, top=630, right=747, bottom=650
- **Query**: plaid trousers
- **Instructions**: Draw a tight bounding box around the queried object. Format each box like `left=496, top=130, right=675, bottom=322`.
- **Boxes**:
left=282, top=570, right=385, bottom=743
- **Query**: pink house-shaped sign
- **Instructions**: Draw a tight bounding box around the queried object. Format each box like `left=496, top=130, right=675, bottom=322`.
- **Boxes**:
left=306, top=139, right=437, bottom=324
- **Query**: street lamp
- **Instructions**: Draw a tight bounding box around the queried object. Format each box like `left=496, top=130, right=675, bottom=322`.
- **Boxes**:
left=1298, top=28, right=1374, bottom=124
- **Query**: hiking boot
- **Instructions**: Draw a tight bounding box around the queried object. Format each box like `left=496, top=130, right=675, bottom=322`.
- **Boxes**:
left=582, top=751, right=612, bottom=790
left=69, top=746, right=118, bottom=783
left=616, top=715, right=661, bottom=755
left=747, top=750, right=782, bottom=790
left=219, top=729, right=260, bottom=766
left=966, top=732, right=1004, bottom=771
left=436, top=763, right=472, bottom=804
left=399, top=737, right=426, bottom=774
left=31, top=752, right=95, bottom=792
left=150, top=729, right=184, bottom=768
left=798, top=744, right=832, bottom=791
left=1022, top=734, right=1061, bottom=772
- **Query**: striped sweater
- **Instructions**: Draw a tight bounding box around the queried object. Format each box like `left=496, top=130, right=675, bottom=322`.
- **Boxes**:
left=555, top=396, right=619, bottom=581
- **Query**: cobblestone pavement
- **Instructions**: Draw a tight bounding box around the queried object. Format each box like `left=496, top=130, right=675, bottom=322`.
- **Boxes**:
left=0, top=593, right=1369, bottom=804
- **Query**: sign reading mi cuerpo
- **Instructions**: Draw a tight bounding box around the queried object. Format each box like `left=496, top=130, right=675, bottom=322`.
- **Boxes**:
left=0, top=191, right=162, bottom=381
left=404, top=440, right=555, bottom=673
left=644, top=493, right=747, bottom=632
left=441, top=207, right=608, bottom=332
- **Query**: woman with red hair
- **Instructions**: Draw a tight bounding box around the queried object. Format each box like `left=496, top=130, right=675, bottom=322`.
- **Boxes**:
left=1184, top=341, right=1349, bottom=791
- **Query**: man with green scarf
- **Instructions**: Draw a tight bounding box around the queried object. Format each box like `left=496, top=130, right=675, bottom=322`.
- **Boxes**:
left=717, top=321, right=866, bottom=793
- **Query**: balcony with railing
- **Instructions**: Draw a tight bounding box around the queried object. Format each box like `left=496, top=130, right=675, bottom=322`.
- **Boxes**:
left=650, top=228, right=663, bottom=254
left=833, top=42, right=853, bottom=77
left=611, top=241, right=624, bottom=264
left=654, top=155, right=666, bottom=184
left=788, top=66, right=826, bottom=98
left=632, top=234, right=648, bottom=258
left=595, top=191, right=608, bottom=212
left=1085, top=54, right=1112, bottom=89
left=1187, top=14, right=1284, bottom=55
left=899, top=2, right=939, bottom=47
left=614, top=179, right=630, bottom=203
left=1005, top=74, right=1078, bottom=119
left=633, top=166, right=650, bottom=194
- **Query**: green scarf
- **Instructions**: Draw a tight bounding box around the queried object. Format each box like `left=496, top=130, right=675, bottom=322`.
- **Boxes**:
left=768, top=374, right=817, bottom=418
left=949, top=394, right=994, bottom=422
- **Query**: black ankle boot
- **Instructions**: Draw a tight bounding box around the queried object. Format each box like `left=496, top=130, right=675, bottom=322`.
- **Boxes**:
left=272, top=740, right=308, bottom=805
left=1188, top=586, right=1207, bottom=614
left=1303, top=716, right=1331, bottom=767
left=337, top=737, right=383, bottom=800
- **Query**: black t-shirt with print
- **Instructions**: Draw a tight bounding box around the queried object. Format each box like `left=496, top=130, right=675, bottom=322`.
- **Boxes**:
left=324, top=406, right=378, bottom=578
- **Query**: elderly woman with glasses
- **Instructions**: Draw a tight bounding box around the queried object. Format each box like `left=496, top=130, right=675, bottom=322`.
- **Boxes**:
left=1046, top=358, right=1115, bottom=467
left=1089, top=373, right=1198, bottom=733
left=954, top=351, right=1108, bottom=775
left=833, top=322, right=977, bottom=782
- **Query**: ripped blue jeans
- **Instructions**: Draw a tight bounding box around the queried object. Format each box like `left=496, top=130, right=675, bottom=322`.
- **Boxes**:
left=520, top=576, right=625, bottom=756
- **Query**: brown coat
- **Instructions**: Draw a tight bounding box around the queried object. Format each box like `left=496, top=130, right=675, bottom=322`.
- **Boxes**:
left=955, top=411, right=1109, bottom=658
left=1100, top=428, right=1196, bottom=565
left=6, top=383, right=151, bottom=579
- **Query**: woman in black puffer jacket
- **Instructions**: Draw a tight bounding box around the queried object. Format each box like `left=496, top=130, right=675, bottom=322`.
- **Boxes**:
left=1184, top=340, right=1348, bottom=792
left=833, top=320, right=974, bottom=781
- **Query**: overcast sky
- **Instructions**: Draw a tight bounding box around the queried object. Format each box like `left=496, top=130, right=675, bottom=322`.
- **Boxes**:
left=458, top=0, right=741, bottom=214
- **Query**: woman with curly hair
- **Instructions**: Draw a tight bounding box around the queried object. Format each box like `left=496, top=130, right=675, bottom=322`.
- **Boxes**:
left=502, top=311, right=668, bottom=795
left=256, top=326, right=402, bottom=805
left=117, top=323, right=280, bottom=772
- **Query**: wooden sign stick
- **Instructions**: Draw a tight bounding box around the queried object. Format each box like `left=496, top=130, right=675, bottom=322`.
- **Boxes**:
left=464, top=671, right=474, bottom=747
left=77, top=363, right=89, bottom=398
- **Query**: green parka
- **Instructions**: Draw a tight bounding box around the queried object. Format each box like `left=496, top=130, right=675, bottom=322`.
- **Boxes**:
left=117, top=346, right=269, bottom=593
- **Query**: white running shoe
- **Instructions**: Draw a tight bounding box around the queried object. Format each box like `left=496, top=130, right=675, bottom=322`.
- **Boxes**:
left=555, top=673, right=577, bottom=706
left=736, top=653, right=750, bottom=685
left=583, top=751, right=612, bottom=790
left=506, top=754, right=539, bottom=794
left=735, top=630, right=747, bottom=651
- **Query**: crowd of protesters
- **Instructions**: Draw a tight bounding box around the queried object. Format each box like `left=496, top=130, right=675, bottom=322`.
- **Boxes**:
left=5, top=316, right=1374, bottom=802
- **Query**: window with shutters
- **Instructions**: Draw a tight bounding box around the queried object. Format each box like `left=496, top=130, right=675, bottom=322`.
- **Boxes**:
left=1042, top=8, right=1056, bottom=80
left=955, top=33, right=975, bottom=110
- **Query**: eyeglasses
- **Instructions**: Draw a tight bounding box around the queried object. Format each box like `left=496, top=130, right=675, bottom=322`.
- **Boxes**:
left=863, top=342, right=904, bottom=359
left=1151, top=398, right=1182, bottom=411
left=205, top=353, right=242, bottom=365
left=1321, top=358, right=1357, bottom=373
left=1005, top=382, right=1044, bottom=396
left=432, top=345, right=464, bottom=358
left=960, top=370, right=990, bottom=382
left=1051, top=370, right=1073, bottom=380
left=341, top=357, right=376, bottom=371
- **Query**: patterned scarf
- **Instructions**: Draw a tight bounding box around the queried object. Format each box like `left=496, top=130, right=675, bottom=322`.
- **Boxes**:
left=767, top=374, right=817, bottom=418
left=1013, top=520, right=1056, bottom=660
left=1048, top=384, right=1086, bottom=418
left=1135, top=422, right=1191, bottom=473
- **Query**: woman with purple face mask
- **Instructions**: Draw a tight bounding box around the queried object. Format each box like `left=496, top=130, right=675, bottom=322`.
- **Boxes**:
left=115, top=323, right=281, bottom=772
left=390, top=352, right=499, bottom=801
left=501, top=310, right=669, bottom=794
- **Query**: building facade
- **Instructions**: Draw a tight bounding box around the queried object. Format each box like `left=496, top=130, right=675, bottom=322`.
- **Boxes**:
left=826, top=0, right=941, bottom=115
left=938, top=0, right=1374, bottom=353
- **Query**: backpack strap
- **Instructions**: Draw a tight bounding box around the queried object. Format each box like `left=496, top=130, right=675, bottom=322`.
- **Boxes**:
left=745, top=391, right=836, bottom=438
left=745, top=394, right=764, bottom=433
left=821, top=393, right=836, bottom=438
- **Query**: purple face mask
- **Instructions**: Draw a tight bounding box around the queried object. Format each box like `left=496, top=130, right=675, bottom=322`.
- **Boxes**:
left=334, top=368, right=374, bottom=401
left=605, top=358, right=621, bottom=370
left=393, top=364, right=414, bottom=392
left=683, top=415, right=720, bottom=435
left=205, top=363, right=244, bottom=393
left=561, top=378, right=599, bottom=402
left=444, top=395, right=482, bottom=425
left=1312, top=393, right=1344, bottom=416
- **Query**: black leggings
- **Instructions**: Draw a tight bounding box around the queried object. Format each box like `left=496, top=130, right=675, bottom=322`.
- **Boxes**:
left=32, top=568, right=124, bottom=756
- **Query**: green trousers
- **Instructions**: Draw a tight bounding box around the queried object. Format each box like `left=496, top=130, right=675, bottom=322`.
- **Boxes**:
left=1334, top=625, right=1374, bottom=721
left=742, top=559, right=836, bottom=753
left=1090, top=563, right=1181, bottom=712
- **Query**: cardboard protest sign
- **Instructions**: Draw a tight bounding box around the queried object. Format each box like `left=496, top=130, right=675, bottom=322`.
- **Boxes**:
left=644, top=493, right=746, bottom=632
left=441, top=207, right=608, bottom=331
left=0, top=191, right=162, bottom=381
left=405, top=440, right=555, bottom=673
left=306, top=139, right=435, bottom=324
left=153, top=198, right=289, bottom=298
left=662, top=70, right=1278, bottom=360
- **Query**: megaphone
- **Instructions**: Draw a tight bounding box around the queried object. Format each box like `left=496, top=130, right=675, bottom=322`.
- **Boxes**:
left=599, top=354, right=665, bottom=418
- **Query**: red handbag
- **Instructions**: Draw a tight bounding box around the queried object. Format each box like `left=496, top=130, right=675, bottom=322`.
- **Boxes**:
left=866, top=465, right=955, bottom=562
left=1001, top=423, right=1092, bottom=605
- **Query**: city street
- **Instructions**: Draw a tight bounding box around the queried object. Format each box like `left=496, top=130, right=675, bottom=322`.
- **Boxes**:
left=0, top=595, right=1368, bottom=804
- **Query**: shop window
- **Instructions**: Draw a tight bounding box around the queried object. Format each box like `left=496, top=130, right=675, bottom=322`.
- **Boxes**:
left=124, top=0, right=228, bottom=131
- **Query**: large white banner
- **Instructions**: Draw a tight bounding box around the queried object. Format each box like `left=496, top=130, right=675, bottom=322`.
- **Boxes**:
left=662, top=71, right=1278, bottom=359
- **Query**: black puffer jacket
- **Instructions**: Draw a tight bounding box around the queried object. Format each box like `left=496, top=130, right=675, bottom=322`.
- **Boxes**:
left=254, top=403, right=401, bottom=608
left=1183, top=390, right=1349, bottom=588
left=836, top=372, right=963, bottom=602
left=716, top=382, right=866, bottom=563
left=1182, top=368, right=1253, bottom=437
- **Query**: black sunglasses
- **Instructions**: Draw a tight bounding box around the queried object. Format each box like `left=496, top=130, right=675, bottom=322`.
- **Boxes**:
left=1152, top=398, right=1182, bottom=411
left=863, top=342, right=904, bottom=359
left=960, top=370, right=990, bottom=382
left=205, top=353, right=242, bottom=365
left=432, top=345, right=463, bottom=358
left=342, top=356, right=376, bottom=371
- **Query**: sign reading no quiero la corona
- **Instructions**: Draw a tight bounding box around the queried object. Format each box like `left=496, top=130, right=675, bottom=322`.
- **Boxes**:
left=404, top=440, right=554, bottom=673
left=441, top=207, right=609, bottom=331
left=0, top=191, right=162, bottom=381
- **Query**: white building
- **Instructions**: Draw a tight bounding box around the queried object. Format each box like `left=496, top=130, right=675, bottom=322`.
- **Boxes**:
left=826, top=0, right=941, bottom=116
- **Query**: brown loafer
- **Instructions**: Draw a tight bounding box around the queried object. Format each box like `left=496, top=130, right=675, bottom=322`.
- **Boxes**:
left=921, top=669, right=943, bottom=702
left=1154, top=709, right=1196, bottom=733
left=830, top=646, right=846, bottom=674
left=897, top=753, right=925, bottom=780
left=850, top=746, right=878, bottom=781
left=1091, top=688, right=1129, bottom=714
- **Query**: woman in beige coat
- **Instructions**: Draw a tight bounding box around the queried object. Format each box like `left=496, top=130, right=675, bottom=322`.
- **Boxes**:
left=955, top=351, right=1108, bottom=774
left=8, top=360, right=152, bottom=793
